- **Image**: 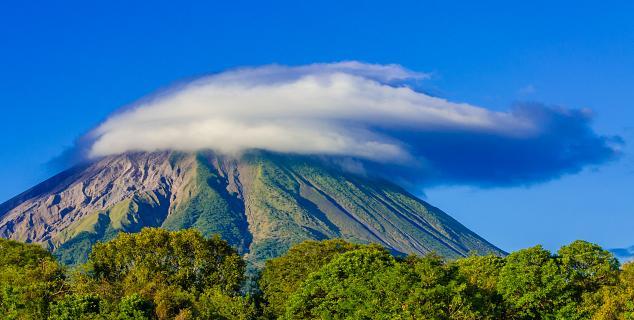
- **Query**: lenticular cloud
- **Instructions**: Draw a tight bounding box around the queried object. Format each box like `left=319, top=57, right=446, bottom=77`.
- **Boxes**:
left=86, top=61, right=620, bottom=186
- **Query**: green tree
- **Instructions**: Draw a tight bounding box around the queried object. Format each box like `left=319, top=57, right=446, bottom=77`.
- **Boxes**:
left=497, top=245, right=572, bottom=319
left=283, top=246, right=400, bottom=319
left=48, top=294, right=102, bottom=320
left=283, top=247, right=484, bottom=319
left=0, top=238, right=66, bottom=319
left=194, top=288, right=257, bottom=320
left=89, top=228, right=245, bottom=296
left=592, top=262, right=634, bottom=320
left=75, top=228, right=251, bottom=319
left=453, top=254, right=506, bottom=319
left=557, top=240, right=620, bottom=319
left=152, top=286, right=195, bottom=320
left=403, top=254, right=487, bottom=320
left=117, top=293, right=154, bottom=320
left=558, top=240, right=620, bottom=293
left=258, top=239, right=360, bottom=318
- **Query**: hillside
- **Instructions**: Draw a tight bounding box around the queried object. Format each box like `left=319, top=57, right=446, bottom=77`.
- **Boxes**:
left=0, top=151, right=504, bottom=265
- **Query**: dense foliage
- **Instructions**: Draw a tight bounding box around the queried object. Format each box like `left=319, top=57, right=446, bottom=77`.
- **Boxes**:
left=0, top=239, right=66, bottom=318
left=1, top=229, right=633, bottom=319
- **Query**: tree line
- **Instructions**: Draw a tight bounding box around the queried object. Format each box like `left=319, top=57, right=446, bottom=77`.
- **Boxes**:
left=1, top=228, right=633, bottom=319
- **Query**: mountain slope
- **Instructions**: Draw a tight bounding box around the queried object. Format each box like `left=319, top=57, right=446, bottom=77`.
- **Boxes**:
left=0, top=151, right=504, bottom=265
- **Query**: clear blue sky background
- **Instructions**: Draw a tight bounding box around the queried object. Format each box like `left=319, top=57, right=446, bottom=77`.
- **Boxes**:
left=1, top=0, right=632, bottom=252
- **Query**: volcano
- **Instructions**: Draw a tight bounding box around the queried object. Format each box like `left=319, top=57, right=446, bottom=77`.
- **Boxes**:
left=0, top=151, right=503, bottom=265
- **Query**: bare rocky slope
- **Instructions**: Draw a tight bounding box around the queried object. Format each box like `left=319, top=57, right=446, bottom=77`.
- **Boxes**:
left=0, top=151, right=504, bottom=265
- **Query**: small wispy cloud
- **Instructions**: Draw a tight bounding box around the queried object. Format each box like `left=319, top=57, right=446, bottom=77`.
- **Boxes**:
left=78, top=61, right=620, bottom=186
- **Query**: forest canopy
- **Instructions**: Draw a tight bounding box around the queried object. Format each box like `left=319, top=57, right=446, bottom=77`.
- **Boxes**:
left=1, top=228, right=633, bottom=319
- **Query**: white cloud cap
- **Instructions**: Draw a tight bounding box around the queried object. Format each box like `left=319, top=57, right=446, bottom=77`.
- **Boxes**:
left=89, top=61, right=536, bottom=163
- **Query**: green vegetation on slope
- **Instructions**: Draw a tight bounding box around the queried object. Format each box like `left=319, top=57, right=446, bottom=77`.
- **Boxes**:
left=240, top=152, right=503, bottom=265
left=284, top=155, right=502, bottom=257
left=242, top=154, right=345, bottom=263
left=162, top=154, right=251, bottom=253
left=53, top=191, right=170, bottom=265
left=3, top=229, right=634, bottom=319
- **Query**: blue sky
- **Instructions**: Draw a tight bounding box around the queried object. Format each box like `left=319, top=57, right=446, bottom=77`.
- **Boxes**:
left=1, top=0, right=633, bottom=252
